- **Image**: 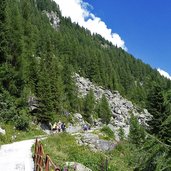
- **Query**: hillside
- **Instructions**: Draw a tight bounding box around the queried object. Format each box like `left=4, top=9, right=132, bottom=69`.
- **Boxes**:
left=0, top=0, right=171, bottom=170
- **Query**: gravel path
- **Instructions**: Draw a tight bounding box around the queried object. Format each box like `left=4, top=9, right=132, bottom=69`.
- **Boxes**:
left=0, top=139, right=35, bottom=171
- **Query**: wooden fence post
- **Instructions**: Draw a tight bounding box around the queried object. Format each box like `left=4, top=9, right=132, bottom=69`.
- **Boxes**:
left=34, top=138, right=61, bottom=171
left=45, top=155, right=50, bottom=171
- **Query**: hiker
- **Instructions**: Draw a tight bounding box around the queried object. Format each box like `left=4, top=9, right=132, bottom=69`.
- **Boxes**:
left=83, top=124, right=88, bottom=131
left=52, top=122, right=57, bottom=131
left=57, top=121, right=62, bottom=132
left=61, top=122, right=66, bottom=132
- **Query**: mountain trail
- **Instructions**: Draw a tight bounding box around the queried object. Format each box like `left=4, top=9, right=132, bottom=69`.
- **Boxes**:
left=0, top=139, right=35, bottom=171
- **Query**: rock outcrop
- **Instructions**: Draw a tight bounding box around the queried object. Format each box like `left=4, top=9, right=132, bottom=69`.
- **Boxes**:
left=43, top=11, right=60, bottom=30
left=28, top=96, right=38, bottom=111
left=0, top=127, right=6, bottom=135
left=66, top=162, right=92, bottom=171
left=74, top=132, right=116, bottom=152
left=74, top=73, right=152, bottom=138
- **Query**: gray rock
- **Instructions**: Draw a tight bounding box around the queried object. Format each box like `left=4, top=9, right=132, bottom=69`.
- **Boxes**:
left=125, top=101, right=133, bottom=109
left=66, top=162, right=92, bottom=171
left=114, top=107, right=122, bottom=114
left=74, top=73, right=152, bottom=138
left=75, top=132, right=116, bottom=152
left=43, top=11, right=60, bottom=29
left=66, top=125, right=82, bottom=134
left=28, top=96, right=38, bottom=111
left=96, top=140, right=116, bottom=151
left=73, top=113, right=84, bottom=123
left=0, top=127, right=5, bottom=135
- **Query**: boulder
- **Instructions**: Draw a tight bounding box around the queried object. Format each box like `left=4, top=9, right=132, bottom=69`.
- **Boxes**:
left=76, top=132, right=116, bottom=152
left=66, top=125, right=82, bottom=134
left=73, top=113, right=86, bottom=127
left=0, top=127, right=6, bottom=135
left=43, top=11, right=60, bottom=29
left=66, top=162, right=92, bottom=171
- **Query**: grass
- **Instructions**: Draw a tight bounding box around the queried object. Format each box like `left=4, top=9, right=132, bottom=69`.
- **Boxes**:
left=0, top=123, right=45, bottom=145
left=41, top=133, right=134, bottom=171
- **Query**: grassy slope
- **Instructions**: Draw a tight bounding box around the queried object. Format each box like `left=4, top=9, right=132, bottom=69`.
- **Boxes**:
left=41, top=133, right=133, bottom=171
left=0, top=123, right=45, bottom=145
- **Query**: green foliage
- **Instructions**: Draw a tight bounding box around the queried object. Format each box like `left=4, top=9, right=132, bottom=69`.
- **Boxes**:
left=118, top=127, right=125, bottom=141
left=133, top=134, right=171, bottom=171
left=0, top=90, right=17, bottom=122
left=1, top=0, right=171, bottom=125
left=129, top=114, right=145, bottom=146
left=147, top=84, right=166, bottom=135
left=14, top=109, right=30, bottom=130
left=97, top=95, right=111, bottom=124
left=36, top=0, right=61, bottom=16
left=101, top=126, right=114, bottom=140
left=42, top=134, right=133, bottom=171
left=160, top=115, right=171, bottom=145
left=0, top=123, right=45, bottom=145
left=160, top=90, right=171, bottom=145
left=0, top=1, right=171, bottom=169
left=83, top=89, right=95, bottom=123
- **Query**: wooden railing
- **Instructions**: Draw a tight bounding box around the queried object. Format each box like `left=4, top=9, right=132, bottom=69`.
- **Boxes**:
left=34, top=138, right=66, bottom=171
left=34, top=138, right=109, bottom=171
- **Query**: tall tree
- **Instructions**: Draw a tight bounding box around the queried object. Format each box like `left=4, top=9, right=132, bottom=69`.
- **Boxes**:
left=129, top=114, right=145, bottom=146
left=147, top=84, right=165, bottom=135
left=160, top=90, right=171, bottom=144
left=97, top=94, right=111, bottom=124
left=0, top=0, right=8, bottom=64
left=83, top=89, right=95, bottom=123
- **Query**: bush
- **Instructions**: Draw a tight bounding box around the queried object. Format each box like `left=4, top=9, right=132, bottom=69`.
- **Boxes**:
left=14, top=110, right=30, bottom=131
left=118, top=127, right=125, bottom=141
left=129, top=114, right=145, bottom=146
left=101, top=126, right=114, bottom=139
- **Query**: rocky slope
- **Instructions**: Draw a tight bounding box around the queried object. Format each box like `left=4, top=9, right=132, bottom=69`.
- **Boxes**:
left=74, top=73, right=152, bottom=139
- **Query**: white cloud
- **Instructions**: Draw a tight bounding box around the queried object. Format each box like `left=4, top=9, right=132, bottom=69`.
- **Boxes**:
left=157, top=68, right=171, bottom=80
left=54, top=0, right=127, bottom=50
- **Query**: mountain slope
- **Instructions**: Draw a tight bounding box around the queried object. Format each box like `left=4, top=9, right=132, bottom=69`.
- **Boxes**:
left=0, top=1, right=171, bottom=170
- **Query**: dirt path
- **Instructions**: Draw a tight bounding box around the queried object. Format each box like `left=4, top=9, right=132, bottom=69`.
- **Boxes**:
left=0, top=139, right=35, bottom=171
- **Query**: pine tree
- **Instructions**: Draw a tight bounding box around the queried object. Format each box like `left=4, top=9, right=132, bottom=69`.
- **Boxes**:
left=160, top=90, right=171, bottom=144
left=129, top=114, right=145, bottom=146
left=98, top=94, right=111, bottom=124
left=0, top=0, right=7, bottom=63
left=83, top=89, right=95, bottom=123
left=147, top=84, right=165, bottom=135
left=62, top=62, right=78, bottom=112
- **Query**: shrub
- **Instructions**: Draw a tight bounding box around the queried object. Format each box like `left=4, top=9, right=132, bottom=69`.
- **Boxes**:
left=118, top=127, right=125, bottom=141
left=101, top=126, right=114, bottom=139
left=14, top=109, right=30, bottom=131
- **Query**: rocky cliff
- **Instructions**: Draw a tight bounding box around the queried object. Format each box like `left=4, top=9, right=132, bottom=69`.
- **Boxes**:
left=74, top=73, right=152, bottom=139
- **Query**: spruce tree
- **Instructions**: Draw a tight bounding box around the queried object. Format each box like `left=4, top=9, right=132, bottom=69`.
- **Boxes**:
left=98, top=94, right=111, bottom=124
left=147, top=84, right=165, bottom=135
left=0, top=0, right=7, bottom=63
left=83, top=89, right=95, bottom=123
left=129, top=114, right=145, bottom=146
left=160, top=90, right=171, bottom=144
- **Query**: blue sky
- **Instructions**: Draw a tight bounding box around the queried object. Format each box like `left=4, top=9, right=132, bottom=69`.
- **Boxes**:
left=55, top=0, right=171, bottom=78
left=85, top=0, right=171, bottom=76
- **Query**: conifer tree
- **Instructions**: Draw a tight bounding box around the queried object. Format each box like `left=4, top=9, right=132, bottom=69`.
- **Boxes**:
left=160, top=90, right=171, bottom=144
left=62, top=62, right=78, bottom=112
left=129, top=114, right=145, bottom=146
left=83, top=89, right=95, bottom=123
left=98, top=94, right=111, bottom=124
left=0, top=0, right=7, bottom=64
left=147, top=84, right=165, bottom=135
